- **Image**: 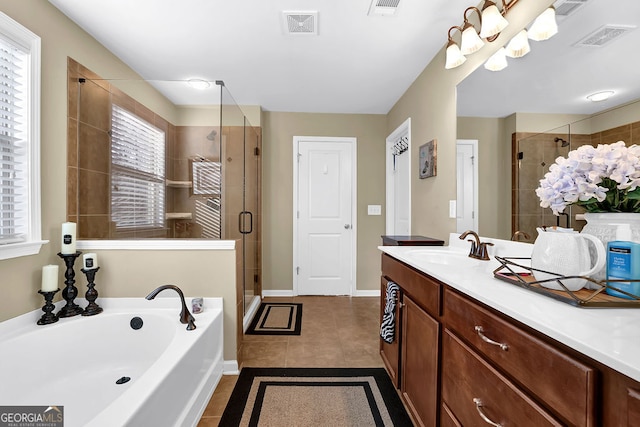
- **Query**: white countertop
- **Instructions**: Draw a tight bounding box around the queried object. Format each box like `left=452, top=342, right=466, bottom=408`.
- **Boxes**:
left=379, top=233, right=640, bottom=383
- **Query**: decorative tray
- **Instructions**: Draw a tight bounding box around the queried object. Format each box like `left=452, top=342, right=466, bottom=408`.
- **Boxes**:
left=493, top=256, right=640, bottom=308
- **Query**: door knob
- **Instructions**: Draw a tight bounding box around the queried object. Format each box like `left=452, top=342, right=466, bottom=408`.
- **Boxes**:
left=344, top=224, right=351, bottom=229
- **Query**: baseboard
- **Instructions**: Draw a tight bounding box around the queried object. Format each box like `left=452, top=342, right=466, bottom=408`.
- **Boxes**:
left=263, top=290, right=380, bottom=297
left=262, top=290, right=295, bottom=297
left=223, top=360, right=240, bottom=375
left=354, top=290, right=381, bottom=297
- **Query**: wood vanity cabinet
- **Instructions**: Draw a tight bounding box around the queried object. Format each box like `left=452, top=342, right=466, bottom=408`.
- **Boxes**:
left=381, top=254, right=441, bottom=426
left=444, top=288, right=596, bottom=426
left=380, top=252, right=640, bottom=426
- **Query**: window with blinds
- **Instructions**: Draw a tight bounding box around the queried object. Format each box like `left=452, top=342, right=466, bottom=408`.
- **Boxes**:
left=110, top=105, right=166, bottom=229
left=0, top=13, right=42, bottom=260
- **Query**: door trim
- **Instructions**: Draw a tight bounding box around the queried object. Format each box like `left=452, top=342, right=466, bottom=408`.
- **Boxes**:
left=456, top=139, right=479, bottom=232
left=292, top=136, right=357, bottom=296
left=385, top=118, right=411, bottom=234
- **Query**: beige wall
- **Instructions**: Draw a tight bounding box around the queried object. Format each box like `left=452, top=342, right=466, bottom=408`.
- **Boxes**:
left=386, top=0, right=554, bottom=243
left=262, top=112, right=387, bottom=293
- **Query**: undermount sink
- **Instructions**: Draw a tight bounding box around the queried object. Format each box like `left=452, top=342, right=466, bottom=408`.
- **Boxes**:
left=404, top=249, right=480, bottom=267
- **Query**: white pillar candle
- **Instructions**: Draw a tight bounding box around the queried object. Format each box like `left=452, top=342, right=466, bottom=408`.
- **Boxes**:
left=83, top=253, right=98, bottom=270
left=61, top=222, right=77, bottom=254
left=41, top=265, right=59, bottom=292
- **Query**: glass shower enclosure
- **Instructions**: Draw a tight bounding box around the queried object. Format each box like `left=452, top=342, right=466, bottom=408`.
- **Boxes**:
left=68, top=58, right=260, bottom=317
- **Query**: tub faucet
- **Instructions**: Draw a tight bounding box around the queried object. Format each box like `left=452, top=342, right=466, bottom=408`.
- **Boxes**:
left=145, top=285, right=196, bottom=330
left=459, top=230, right=494, bottom=261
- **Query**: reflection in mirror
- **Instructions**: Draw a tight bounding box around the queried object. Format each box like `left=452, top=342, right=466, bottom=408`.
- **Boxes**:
left=457, top=0, right=640, bottom=240
left=513, top=101, right=640, bottom=242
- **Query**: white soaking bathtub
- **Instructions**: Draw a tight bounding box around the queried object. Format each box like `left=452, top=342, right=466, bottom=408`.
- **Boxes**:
left=0, top=297, right=224, bottom=427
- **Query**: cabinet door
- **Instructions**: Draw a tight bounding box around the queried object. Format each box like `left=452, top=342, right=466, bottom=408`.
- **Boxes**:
left=380, top=277, right=401, bottom=387
left=629, top=388, right=640, bottom=426
left=442, top=329, right=562, bottom=427
left=401, top=295, right=439, bottom=427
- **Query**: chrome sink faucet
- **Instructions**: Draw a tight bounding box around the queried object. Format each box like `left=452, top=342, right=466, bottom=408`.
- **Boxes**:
left=145, top=284, right=196, bottom=330
left=459, top=230, right=494, bottom=261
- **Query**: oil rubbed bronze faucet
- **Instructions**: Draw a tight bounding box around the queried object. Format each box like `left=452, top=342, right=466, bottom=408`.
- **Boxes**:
left=145, top=284, right=196, bottom=330
left=459, top=230, right=494, bottom=261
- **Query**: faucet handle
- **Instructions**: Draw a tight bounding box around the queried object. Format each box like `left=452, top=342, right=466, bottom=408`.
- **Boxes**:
left=476, top=242, right=494, bottom=260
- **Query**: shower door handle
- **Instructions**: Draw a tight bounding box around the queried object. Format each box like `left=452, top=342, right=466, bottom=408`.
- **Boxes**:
left=239, top=211, right=253, bottom=234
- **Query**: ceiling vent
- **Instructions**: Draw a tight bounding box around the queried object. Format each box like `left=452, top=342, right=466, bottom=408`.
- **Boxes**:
left=368, top=0, right=401, bottom=16
left=283, top=12, right=318, bottom=35
left=554, top=0, right=589, bottom=19
left=574, top=25, right=636, bottom=47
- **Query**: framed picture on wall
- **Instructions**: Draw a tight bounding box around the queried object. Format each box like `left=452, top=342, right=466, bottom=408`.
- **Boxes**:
left=419, top=139, right=437, bottom=179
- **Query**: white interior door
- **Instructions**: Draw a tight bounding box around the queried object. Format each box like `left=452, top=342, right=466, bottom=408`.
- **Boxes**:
left=456, top=139, right=478, bottom=232
left=294, top=137, right=356, bottom=295
left=386, top=118, right=411, bottom=234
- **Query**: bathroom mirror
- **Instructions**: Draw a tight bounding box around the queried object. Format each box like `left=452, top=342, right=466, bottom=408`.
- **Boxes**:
left=456, top=0, right=640, bottom=240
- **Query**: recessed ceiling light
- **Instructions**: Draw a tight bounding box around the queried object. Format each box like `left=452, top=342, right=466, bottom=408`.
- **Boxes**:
left=586, top=91, right=614, bottom=102
left=187, top=79, right=211, bottom=90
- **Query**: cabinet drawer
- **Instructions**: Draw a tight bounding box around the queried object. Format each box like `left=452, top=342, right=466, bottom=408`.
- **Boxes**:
left=442, top=329, right=562, bottom=427
left=382, top=254, right=441, bottom=317
left=444, top=288, right=596, bottom=427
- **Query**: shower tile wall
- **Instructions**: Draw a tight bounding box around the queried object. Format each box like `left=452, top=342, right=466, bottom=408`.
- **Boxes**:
left=68, top=58, right=174, bottom=239
left=513, top=120, right=640, bottom=240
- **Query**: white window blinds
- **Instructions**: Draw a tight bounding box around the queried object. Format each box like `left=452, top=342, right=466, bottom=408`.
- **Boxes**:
left=110, top=105, right=166, bottom=229
left=0, top=35, right=28, bottom=245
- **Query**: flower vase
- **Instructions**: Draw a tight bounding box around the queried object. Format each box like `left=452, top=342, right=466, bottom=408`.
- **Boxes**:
left=581, top=212, right=640, bottom=282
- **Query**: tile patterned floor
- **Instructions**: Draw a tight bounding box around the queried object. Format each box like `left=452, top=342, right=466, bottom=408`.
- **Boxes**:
left=197, top=296, right=382, bottom=426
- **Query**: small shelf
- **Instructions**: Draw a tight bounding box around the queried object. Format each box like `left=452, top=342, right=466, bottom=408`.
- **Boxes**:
left=166, top=180, right=192, bottom=188
left=165, top=212, right=192, bottom=220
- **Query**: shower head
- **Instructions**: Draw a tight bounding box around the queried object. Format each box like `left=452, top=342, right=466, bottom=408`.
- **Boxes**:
left=554, top=137, right=569, bottom=147
left=206, top=130, right=217, bottom=141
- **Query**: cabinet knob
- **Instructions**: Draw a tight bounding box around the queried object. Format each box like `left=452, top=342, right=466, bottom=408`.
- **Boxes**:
left=474, top=326, right=509, bottom=351
left=473, top=398, right=503, bottom=427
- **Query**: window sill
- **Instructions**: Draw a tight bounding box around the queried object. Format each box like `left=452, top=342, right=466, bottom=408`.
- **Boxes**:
left=76, top=240, right=236, bottom=251
left=0, top=240, right=48, bottom=261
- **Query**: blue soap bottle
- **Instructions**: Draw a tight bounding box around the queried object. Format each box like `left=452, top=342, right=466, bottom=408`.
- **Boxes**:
left=606, top=224, right=640, bottom=299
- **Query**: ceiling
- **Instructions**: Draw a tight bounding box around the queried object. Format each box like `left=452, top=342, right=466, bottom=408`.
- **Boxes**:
left=48, top=0, right=639, bottom=117
left=48, top=0, right=471, bottom=114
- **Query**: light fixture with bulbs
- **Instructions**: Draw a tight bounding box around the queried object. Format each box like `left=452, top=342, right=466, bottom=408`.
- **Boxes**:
left=444, top=1, right=558, bottom=72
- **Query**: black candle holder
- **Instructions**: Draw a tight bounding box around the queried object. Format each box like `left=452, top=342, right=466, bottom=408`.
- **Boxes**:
left=57, top=251, right=84, bottom=318
left=81, top=266, right=103, bottom=316
left=37, top=289, right=60, bottom=325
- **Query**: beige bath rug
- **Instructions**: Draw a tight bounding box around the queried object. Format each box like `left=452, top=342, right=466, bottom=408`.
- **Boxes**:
left=246, top=302, right=302, bottom=335
left=219, top=368, right=412, bottom=426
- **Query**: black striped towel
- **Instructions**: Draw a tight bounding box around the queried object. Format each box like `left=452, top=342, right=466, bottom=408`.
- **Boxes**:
left=380, top=281, right=399, bottom=344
